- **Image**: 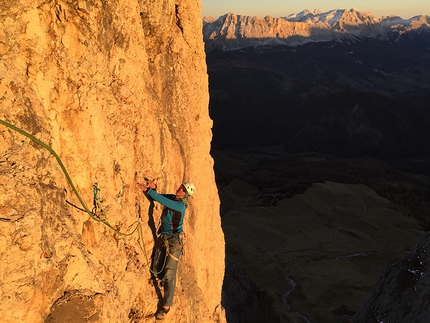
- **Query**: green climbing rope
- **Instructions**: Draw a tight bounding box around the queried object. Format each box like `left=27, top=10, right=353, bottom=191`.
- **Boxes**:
left=0, top=117, right=175, bottom=277
left=135, top=198, right=169, bottom=276
left=0, top=118, right=138, bottom=236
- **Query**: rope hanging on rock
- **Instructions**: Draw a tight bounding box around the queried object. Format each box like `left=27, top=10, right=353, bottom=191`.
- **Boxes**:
left=135, top=198, right=169, bottom=276
left=0, top=117, right=177, bottom=276
left=0, top=118, right=138, bottom=236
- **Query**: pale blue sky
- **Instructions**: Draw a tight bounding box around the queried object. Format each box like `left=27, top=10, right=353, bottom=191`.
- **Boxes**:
left=201, top=0, right=430, bottom=19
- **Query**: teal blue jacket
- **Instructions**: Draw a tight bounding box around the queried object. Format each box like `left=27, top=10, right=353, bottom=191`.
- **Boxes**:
left=147, top=189, right=187, bottom=234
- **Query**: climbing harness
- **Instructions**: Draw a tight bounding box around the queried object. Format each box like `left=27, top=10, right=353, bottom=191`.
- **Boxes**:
left=162, top=233, right=185, bottom=261
left=0, top=117, right=185, bottom=277
left=150, top=233, right=185, bottom=276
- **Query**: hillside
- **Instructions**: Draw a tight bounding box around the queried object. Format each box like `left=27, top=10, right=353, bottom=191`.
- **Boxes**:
left=215, top=150, right=430, bottom=322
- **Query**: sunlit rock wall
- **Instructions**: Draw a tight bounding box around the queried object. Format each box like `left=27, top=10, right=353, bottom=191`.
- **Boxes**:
left=0, top=0, right=225, bottom=322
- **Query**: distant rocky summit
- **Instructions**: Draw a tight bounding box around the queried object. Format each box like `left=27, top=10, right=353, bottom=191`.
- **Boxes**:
left=203, top=9, right=430, bottom=52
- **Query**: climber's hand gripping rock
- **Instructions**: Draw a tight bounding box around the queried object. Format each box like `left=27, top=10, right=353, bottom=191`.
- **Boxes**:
left=137, top=178, right=157, bottom=192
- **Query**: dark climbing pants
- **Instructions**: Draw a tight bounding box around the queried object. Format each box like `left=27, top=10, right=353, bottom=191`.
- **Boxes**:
left=163, top=233, right=182, bottom=306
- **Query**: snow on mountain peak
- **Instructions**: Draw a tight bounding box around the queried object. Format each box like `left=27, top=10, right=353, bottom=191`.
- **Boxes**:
left=285, top=9, right=322, bottom=20
left=203, top=9, right=430, bottom=52
left=283, top=8, right=378, bottom=26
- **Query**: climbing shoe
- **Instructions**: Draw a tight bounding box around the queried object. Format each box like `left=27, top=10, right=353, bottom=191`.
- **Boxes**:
left=155, top=307, right=170, bottom=320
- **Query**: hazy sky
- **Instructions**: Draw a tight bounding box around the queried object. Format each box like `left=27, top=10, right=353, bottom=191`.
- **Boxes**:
left=201, top=0, right=430, bottom=20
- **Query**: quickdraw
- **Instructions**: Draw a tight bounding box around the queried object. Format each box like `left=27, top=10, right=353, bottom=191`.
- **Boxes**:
left=92, top=183, right=104, bottom=220
left=0, top=118, right=138, bottom=236
left=0, top=117, right=181, bottom=279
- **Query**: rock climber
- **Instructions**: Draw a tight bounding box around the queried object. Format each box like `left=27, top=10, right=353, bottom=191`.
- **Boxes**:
left=137, top=178, right=195, bottom=320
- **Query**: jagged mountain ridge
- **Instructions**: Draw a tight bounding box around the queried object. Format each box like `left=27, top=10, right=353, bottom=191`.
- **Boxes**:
left=203, top=9, right=430, bottom=51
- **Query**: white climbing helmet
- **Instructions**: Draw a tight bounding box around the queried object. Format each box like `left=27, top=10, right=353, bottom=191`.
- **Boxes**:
left=182, top=182, right=195, bottom=196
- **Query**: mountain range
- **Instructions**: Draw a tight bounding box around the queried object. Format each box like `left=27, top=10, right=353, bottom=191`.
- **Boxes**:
left=205, top=9, right=430, bottom=323
left=203, top=9, right=430, bottom=52
left=204, top=9, right=430, bottom=162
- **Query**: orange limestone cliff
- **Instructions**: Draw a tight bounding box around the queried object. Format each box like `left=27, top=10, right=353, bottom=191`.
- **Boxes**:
left=0, top=0, right=225, bottom=322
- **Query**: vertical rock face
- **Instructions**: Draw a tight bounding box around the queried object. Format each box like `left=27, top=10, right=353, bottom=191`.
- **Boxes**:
left=0, top=1, right=225, bottom=322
